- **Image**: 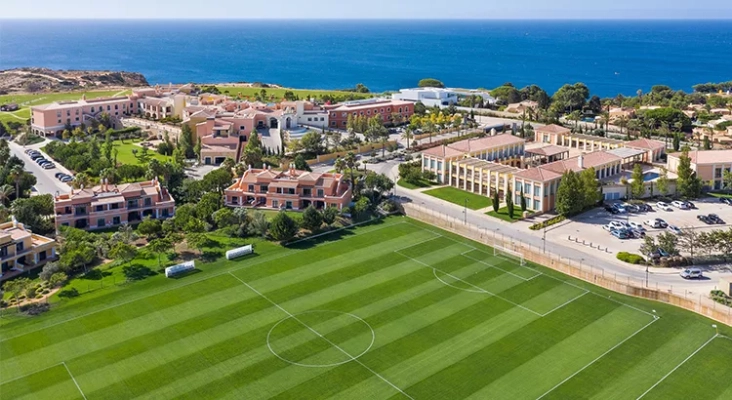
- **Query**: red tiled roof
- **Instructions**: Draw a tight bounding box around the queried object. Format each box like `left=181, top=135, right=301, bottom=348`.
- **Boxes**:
left=668, top=149, right=732, bottom=165
left=625, top=138, right=666, bottom=151
left=536, top=124, right=571, bottom=135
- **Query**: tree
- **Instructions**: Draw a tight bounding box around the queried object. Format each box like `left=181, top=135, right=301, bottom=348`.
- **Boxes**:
left=657, top=167, right=669, bottom=196
left=492, top=190, right=500, bottom=213
left=722, top=169, right=732, bottom=193
left=148, top=238, right=173, bottom=269
left=672, top=132, right=682, bottom=152
left=39, top=261, right=60, bottom=282
left=212, top=208, right=237, bottom=229
left=9, top=165, right=24, bottom=198
left=186, top=233, right=210, bottom=255
left=301, top=205, right=324, bottom=232
left=179, top=124, right=195, bottom=159
left=343, top=152, right=359, bottom=184
left=657, top=232, right=678, bottom=256
left=134, top=146, right=152, bottom=164
left=72, top=172, right=90, bottom=189
left=202, top=168, right=234, bottom=195
left=418, top=78, right=445, bottom=88
left=556, top=170, right=583, bottom=216
left=49, top=272, right=68, bottom=288
left=552, top=83, right=590, bottom=112
left=251, top=211, right=269, bottom=238
left=294, top=154, right=311, bottom=172
left=109, top=242, right=137, bottom=267
left=703, top=136, right=712, bottom=150
left=299, top=131, right=324, bottom=154
left=676, top=148, right=703, bottom=199
left=579, top=167, right=602, bottom=209
left=137, top=217, right=162, bottom=240
left=630, top=163, right=646, bottom=199
left=322, top=206, right=339, bottom=227
left=0, top=184, right=14, bottom=206
left=520, top=187, right=527, bottom=212
left=677, top=227, right=701, bottom=259
left=505, top=185, right=514, bottom=219
left=194, top=137, right=202, bottom=159
left=270, top=212, right=299, bottom=242
left=196, top=192, right=222, bottom=222
left=354, top=197, right=371, bottom=217
left=5, top=277, right=30, bottom=304
left=639, top=236, right=658, bottom=258
left=401, top=126, right=414, bottom=149
left=242, top=129, right=264, bottom=168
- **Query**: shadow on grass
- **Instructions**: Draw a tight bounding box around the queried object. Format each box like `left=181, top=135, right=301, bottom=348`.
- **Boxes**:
left=122, top=264, right=158, bottom=281
left=168, top=269, right=202, bottom=279
left=79, top=269, right=113, bottom=281
left=286, top=218, right=385, bottom=250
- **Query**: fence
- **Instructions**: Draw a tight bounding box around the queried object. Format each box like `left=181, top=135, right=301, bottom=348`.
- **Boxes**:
left=403, top=203, right=732, bottom=327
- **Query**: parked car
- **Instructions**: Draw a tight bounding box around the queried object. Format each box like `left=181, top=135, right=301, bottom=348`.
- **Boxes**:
left=708, top=214, right=725, bottom=224
left=680, top=268, right=703, bottom=280
left=656, top=202, right=673, bottom=211
left=42, top=163, right=55, bottom=169
left=604, top=221, right=628, bottom=231
left=30, top=154, right=44, bottom=161
left=610, top=229, right=630, bottom=239
left=645, top=218, right=668, bottom=228
left=628, top=229, right=645, bottom=238
left=60, top=176, right=73, bottom=183
left=54, top=172, right=66, bottom=179
left=604, top=205, right=618, bottom=214
left=628, top=221, right=644, bottom=230
left=671, top=200, right=688, bottom=210
left=697, top=214, right=712, bottom=224
left=667, top=225, right=682, bottom=234
left=720, top=197, right=732, bottom=205
left=683, top=201, right=696, bottom=209
left=612, top=203, right=627, bottom=213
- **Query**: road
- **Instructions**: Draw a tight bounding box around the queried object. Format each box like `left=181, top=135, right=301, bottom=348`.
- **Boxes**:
left=8, top=139, right=71, bottom=195
left=394, top=179, right=725, bottom=296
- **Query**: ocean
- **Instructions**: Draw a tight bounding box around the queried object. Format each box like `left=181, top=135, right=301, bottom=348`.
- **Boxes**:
left=1, top=19, right=731, bottom=97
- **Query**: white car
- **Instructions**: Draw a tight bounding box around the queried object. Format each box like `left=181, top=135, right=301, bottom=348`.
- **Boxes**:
left=671, top=200, right=688, bottom=210
left=628, top=221, right=644, bottom=231
left=656, top=202, right=673, bottom=211
left=668, top=225, right=682, bottom=234
left=644, top=218, right=667, bottom=228
left=604, top=221, right=627, bottom=231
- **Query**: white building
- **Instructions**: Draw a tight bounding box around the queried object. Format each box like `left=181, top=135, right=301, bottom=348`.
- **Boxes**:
left=392, top=88, right=460, bottom=108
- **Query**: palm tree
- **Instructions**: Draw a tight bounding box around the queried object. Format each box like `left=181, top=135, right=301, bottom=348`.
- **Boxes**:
left=627, top=119, right=641, bottom=139
left=0, top=205, right=10, bottom=223
left=401, top=126, right=414, bottom=150
left=424, top=121, right=435, bottom=143
left=0, top=184, right=15, bottom=206
left=616, top=116, right=630, bottom=139
left=334, top=157, right=346, bottom=174
left=343, top=152, right=359, bottom=184
left=646, top=117, right=657, bottom=139
left=73, top=172, right=90, bottom=189
left=9, top=165, right=24, bottom=199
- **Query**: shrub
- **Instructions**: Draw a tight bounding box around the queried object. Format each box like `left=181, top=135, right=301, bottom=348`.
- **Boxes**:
left=617, top=252, right=645, bottom=265
left=58, top=288, right=80, bottom=298
left=529, top=215, right=566, bottom=231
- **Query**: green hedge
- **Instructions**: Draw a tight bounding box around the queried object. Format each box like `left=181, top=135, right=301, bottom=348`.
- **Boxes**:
left=529, top=215, right=566, bottom=231
left=617, top=252, right=645, bottom=265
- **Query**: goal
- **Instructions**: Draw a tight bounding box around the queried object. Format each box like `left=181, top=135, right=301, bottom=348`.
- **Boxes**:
left=493, top=245, right=526, bottom=266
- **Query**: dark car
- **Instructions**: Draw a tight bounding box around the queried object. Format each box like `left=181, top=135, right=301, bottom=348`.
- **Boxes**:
left=720, top=197, right=732, bottom=205
left=604, top=205, right=618, bottom=214
left=697, top=215, right=712, bottom=224
left=708, top=214, right=725, bottom=224
left=684, top=201, right=696, bottom=209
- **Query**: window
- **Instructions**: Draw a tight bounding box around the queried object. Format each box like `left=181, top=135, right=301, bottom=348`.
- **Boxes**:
left=91, top=107, right=95, bottom=113
left=260, top=185, right=268, bottom=193
left=387, top=108, right=391, bottom=112
left=110, top=203, right=120, bottom=210
left=276, top=188, right=283, bottom=194
left=75, top=117, right=79, bottom=121
left=331, top=122, right=336, bottom=127
left=162, top=209, right=170, bottom=217
left=115, top=104, right=118, bottom=110
left=16, top=242, right=24, bottom=253
left=317, top=189, right=324, bottom=197
left=95, top=205, right=105, bottom=212
left=39, top=251, right=47, bottom=261
left=342, top=121, right=347, bottom=126
left=58, top=119, right=62, bottom=124
left=144, top=198, right=152, bottom=206
left=107, top=105, right=111, bottom=111
left=286, top=201, right=293, bottom=209
left=360, top=111, right=364, bottom=116
left=248, top=184, right=254, bottom=192
left=303, top=188, right=312, bottom=197
left=75, top=109, right=79, bottom=115
left=534, top=186, right=540, bottom=197
left=273, top=200, right=279, bottom=208
left=66, top=110, right=70, bottom=116
left=57, top=111, right=61, bottom=117
left=380, top=108, right=385, bottom=113
left=534, top=200, right=540, bottom=210
left=113, top=216, right=120, bottom=225
left=437, top=161, right=443, bottom=170
left=399, top=107, right=403, bottom=113
left=320, top=117, right=325, bottom=121
left=97, top=218, right=106, bottom=227
left=367, top=110, right=371, bottom=115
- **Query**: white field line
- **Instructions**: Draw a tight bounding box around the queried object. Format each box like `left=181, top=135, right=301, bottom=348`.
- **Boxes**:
left=403, top=220, right=657, bottom=320
left=636, top=334, right=719, bottom=400
left=0, top=362, right=63, bottom=386
left=391, top=232, right=444, bottom=254
left=538, top=291, right=590, bottom=317
left=0, top=221, right=405, bottom=343
left=461, top=251, right=542, bottom=282
left=536, top=317, right=659, bottom=400
left=62, top=362, right=87, bottom=400
left=228, top=273, right=414, bottom=400
left=395, top=250, right=543, bottom=317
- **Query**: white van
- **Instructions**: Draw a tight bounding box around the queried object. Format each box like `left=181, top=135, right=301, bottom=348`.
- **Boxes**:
left=680, top=268, right=703, bottom=279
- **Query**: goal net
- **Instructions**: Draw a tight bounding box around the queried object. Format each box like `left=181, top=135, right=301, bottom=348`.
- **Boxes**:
left=493, top=245, right=526, bottom=266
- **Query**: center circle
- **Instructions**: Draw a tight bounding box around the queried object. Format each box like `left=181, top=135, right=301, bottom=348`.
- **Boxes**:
left=267, top=310, right=375, bottom=368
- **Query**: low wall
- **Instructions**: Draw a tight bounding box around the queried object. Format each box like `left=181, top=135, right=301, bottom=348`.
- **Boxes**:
left=403, top=203, right=732, bottom=327
left=306, top=141, right=398, bottom=165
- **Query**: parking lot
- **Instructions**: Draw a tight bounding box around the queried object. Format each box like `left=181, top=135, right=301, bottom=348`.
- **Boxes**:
left=547, top=196, right=732, bottom=270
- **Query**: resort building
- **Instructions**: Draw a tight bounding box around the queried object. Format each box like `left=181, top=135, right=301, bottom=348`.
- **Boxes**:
left=325, top=99, right=413, bottom=129
left=31, top=94, right=138, bottom=136
left=54, top=178, right=176, bottom=231
left=0, top=218, right=57, bottom=282
left=392, top=88, right=459, bottom=108
left=450, top=158, right=522, bottom=199
left=421, top=133, right=525, bottom=184
left=624, top=138, right=667, bottom=163
left=225, top=165, right=351, bottom=211
left=504, top=100, right=538, bottom=114
left=282, top=101, right=330, bottom=129
left=667, top=149, right=732, bottom=191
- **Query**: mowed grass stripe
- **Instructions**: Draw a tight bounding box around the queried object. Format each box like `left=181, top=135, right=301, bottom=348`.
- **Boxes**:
left=0, top=274, right=242, bottom=362
left=401, top=295, right=621, bottom=399
left=0, top=364, right=71, bottom=399
left=551, top=314, right=715, bottom=400
left=642, top=336, right=732, bottom=400
left=467, top=306, right=653, bottom=400
left=463, top=248, right=540, bottom=279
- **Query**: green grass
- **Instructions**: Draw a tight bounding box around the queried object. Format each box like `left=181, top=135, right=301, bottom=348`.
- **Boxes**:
left=0, top=90, right=130, bottom=123
left=424, top=186, right=492, bottom=210
left=113, top=139, right=170, bottom=165
left=0, top=218, right=730, bottom=400
left=485, top=206, right=525, bottom=222
left=215, top=86, right=372, bottom=101
left=397, top=178, right=434, bottom=190
left=709, top=192, right=732, bottom=199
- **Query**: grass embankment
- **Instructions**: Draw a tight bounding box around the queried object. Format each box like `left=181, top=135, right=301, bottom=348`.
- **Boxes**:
left=0, top=90, right=130, bottom=123
left=485, top=206, right=524, bottom=222
left=397, top=178, right=434, bottom=190
left=215, top=86, right=372, bottom=101
left=0, top=218, right=730, bottom=400
left=424, top=186, right=492, bottom=210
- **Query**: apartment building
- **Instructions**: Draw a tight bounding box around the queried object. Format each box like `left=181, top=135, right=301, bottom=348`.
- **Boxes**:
left=667, top=149, right=732, bottom=191
left=54, top=178, right=176, bottom=231
left=31, top=95, right=138, bottom=136
left=0, top=219, right=57, bottom=282
left=421, top=133, right=526, bottom=184
left=225, top=165, right=352, bottom=211
left=325, top=99, right=413, bottom=129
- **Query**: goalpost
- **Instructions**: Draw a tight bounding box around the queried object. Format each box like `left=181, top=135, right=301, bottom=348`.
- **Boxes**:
left=493, top=245, right=526, bottom=266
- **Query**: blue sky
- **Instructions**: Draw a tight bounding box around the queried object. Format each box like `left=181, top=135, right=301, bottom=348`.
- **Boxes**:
left=2, top=0, right=731, bottom=19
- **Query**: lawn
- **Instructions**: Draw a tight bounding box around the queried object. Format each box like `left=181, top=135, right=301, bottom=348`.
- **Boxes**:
left=424, top=186, right=492, bottom=210
left=113, top=140, right=170, bottom=165
left=215, top=86, right=372, bottom=101
left=0, top=218, right=730, bottom=400
left=397, top=178, right=434, bottom=190
left=485, top=206, right=524, bottom=222
left=0, top=90, right=130, bottom=123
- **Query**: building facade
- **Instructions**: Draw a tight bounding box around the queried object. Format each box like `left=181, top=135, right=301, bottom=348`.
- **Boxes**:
left=667, top=150, right=732, bottom=191
left=325, top=99, right=413, bottom=129
left=225, top=166, right=352, bottom=211
left=54, top=179, right=176, bottom=231
left=391, top=88, right=459, bottom=108
left=31, top=95, right=138, bottom=136
left=0, top=219, right=57, bottom=282
left=421, top=134, right=526, bottom=184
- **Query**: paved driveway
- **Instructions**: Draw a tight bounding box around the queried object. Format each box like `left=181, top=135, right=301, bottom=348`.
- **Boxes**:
left=8, top=139, right=71, bottom=195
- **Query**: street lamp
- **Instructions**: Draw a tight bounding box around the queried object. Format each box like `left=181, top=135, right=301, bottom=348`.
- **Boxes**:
left=463, top=199, right=468, bottom=224
left=645, top=263, right=649, bottom=288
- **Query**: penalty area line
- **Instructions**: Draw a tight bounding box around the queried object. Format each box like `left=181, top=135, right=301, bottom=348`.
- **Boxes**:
left=62, top=362, right=87, bottom=400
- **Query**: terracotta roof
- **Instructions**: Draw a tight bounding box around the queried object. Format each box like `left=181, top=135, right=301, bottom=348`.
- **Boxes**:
left=421, top=145, right=465, bottom=158
left=514, top=167, right=563, bottom=182
left=536, top=124, right=571, bottom=135
left=668, top=150, right=732, bottom=165
left=624, top=138, right=666, bottom=151
left=447, top=134, right=524, bottom=153
left=515, top=151, right=621, bottom=183
left=525, top=145, right=568, bottom=157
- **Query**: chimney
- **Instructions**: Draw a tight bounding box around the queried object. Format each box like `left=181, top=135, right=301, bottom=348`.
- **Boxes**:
left=12, top=215, right=17, bottom=228
left=248, top=164, right=252, bottom=171
left=577, top=154, right=584, bottom=169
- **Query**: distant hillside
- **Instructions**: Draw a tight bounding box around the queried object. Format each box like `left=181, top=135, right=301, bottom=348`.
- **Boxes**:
left=0, top=68, right=148, bottom=95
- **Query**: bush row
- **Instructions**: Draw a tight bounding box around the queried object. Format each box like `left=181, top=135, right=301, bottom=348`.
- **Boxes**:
left=616, top=252, right=645, bottom=265
left=529, top=215, right=566, bottom=231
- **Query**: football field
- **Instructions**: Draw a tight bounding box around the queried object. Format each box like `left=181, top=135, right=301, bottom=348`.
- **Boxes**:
left=1, top=218, right=730, bottom=399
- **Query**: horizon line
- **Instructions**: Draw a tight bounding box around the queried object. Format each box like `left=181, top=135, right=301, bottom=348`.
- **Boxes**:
left=2, top=17, right=732, bottom=21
